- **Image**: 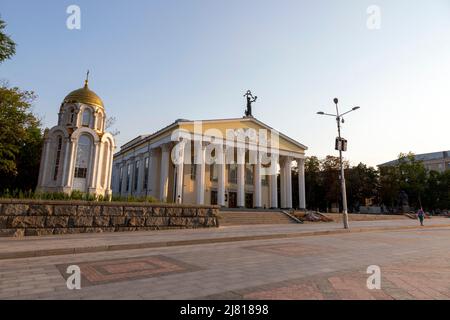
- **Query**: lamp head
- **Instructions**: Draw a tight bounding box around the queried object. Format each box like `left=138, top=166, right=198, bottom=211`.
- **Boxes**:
left=352, top=106, right=360, bottom=110
left=317, top=111, right=324, bottom=115
left=333, top=98, right=339, bottom=104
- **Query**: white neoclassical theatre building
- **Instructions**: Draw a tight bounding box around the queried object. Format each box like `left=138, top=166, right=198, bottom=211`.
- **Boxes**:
left=112, top=117, right=307, bottom=209
left=37, top=77, right=116, bottom=197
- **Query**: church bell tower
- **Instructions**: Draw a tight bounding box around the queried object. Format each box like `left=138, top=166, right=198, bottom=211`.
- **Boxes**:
left=36, top=73, right=116, bottom=197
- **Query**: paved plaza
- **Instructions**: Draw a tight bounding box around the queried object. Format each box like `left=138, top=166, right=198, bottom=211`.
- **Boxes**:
left=0, top=218, right=449, bottom=300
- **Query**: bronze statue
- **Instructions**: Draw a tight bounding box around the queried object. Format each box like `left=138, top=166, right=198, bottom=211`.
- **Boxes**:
left=244, top=90, right=257, bottom=117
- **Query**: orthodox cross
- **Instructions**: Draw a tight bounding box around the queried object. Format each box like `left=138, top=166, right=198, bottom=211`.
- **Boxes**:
left=85, top=70, right=90, bottom=87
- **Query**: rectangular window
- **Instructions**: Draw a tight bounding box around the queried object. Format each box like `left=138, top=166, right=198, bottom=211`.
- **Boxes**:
left=228, top=164, right=237, bottom=184
left=190, top=153, right=196, bottom=180
left=210, top=190, right=218, bottom=205
left=74, top=167, right=87, bottom=179
left=190, top=164, right=196, bottom=180
left=143, top=157, right=149, bottom=190
left=126, top=164, right=131, bottom=192
left=118, top=166, right=123, bottom=193
left=245, top=192, right=254, bottom=208
left=82, top=110, right=91, bottom=127
left=134, top=160, right=140, bottom=191
left=245, top=164, right=253, bottom=185
left=262, top=174, right=269, bottom=186
left=210, top=164, right=218, bottom=182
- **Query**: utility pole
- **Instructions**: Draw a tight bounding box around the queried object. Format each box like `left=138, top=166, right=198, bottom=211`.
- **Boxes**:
left=317, top=98, right=360, bottom=229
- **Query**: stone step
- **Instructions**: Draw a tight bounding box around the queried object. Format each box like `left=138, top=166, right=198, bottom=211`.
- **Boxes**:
left=219, top=211, right=297, bottom=226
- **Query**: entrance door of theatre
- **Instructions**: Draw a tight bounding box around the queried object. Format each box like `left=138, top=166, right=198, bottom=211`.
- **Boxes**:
left=210, top=190, right=217, bottom=205
left=245, top=193, right=253, bottom=208
left=228, top=192, right=237, bottom=208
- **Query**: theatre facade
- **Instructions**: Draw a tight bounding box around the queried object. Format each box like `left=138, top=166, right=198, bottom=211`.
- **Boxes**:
left=112, top=117, right=307, bottom=209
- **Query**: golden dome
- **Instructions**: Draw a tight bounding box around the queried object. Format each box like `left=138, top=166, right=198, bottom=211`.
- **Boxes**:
left=63, top=80, right=104, bottom=109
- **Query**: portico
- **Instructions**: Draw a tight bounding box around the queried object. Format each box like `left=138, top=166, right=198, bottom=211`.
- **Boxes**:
left=112, top=117, right=307, bottom=209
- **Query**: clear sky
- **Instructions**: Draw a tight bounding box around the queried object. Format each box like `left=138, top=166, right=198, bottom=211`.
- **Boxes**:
left=1, top=0, right=449, bottom=167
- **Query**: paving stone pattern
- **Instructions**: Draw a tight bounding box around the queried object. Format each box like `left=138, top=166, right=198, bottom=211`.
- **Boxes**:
left=0, top=220, right=449, bottom=299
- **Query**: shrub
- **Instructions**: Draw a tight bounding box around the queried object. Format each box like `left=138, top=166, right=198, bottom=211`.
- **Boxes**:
left=0, top=189, right=166, bottom=204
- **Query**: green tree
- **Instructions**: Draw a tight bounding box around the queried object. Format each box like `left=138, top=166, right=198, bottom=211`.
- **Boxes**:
left=379, top=165, right=400, bottom=209
left=303, top=156, right=325, bottom=211
left=12, top=124, right=43, bottom=191
left=379, top=152, right=428, bottom=211
left=397, top=152, right=427, bottom=208
left=0, top=84, right=43, bottom=190
left=424, top=170, right=450, bottom=211
left=320, top=155, right=349, bottom=211
left=0, top=17, right=16, bottom=63
left=437, top=171, right=450, bottom=210
left=346, top=163, right=379, bottom=211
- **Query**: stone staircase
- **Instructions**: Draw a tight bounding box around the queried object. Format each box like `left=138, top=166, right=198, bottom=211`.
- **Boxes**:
left=218, top=209, right=299, bottom=226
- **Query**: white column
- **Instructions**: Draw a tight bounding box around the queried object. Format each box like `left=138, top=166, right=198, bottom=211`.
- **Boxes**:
left=94, top=111, right=99, bottom=131
left=195, top=142, right=206, bottom=205
left=95, top=142, right=104, bottom=189
left=270, top=172, right=278, bottom=209
left=37, top=138, right=51, bottom=187
left=148, top=149, right=158, bottom=198
left=174, top=142, right=185, bottom=204
left=268, top=153, right=279, bottom=209
left=89, top=142, right=100, bottom=192
left=237, top=147, right=245, bottom=208
left=280, top=157, right=286, bottom=208
left=298, top=158, right=306, bottom=210
left=217, top=146, right=226, bottom=206
left=75, top=109, right=81, bottom=127
left=105, top=145, right=114, bottom=195
left=159, top=144, right=170, bottom=201
left=67, top=138, right=77, bottom=188
left=254, top=152, right=262, bottom=208
left=61, top=138, right=71, bottom=187
left=285, top=156, right=293, bottom=209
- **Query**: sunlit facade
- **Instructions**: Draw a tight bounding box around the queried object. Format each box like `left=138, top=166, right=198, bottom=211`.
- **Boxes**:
left=36, top=78, right=116, bottom=197
left=112, top=117, right=307, bottom=209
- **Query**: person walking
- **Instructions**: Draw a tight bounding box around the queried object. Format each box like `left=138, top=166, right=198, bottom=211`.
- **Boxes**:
left=417, top=207, right=425, bottom=226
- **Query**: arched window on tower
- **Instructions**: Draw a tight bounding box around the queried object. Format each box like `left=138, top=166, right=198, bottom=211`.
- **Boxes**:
left=82, top=108, right=92, bottom=127
left=74, top=135, right=92, bottom=180
left=69, top=107, right=75, bottom=125
left=53, top=136, right=63, bottom=181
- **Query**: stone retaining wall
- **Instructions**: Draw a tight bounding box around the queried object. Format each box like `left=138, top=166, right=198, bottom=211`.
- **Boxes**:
left=0, top=199, right=219, bottom=237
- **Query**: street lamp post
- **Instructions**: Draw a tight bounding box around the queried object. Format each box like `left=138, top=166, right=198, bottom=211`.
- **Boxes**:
left=317, top=98, right=360, bottom=229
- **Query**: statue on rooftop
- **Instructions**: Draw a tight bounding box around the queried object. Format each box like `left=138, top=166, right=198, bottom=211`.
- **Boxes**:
left=244, top=90, right=257, bottom=117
